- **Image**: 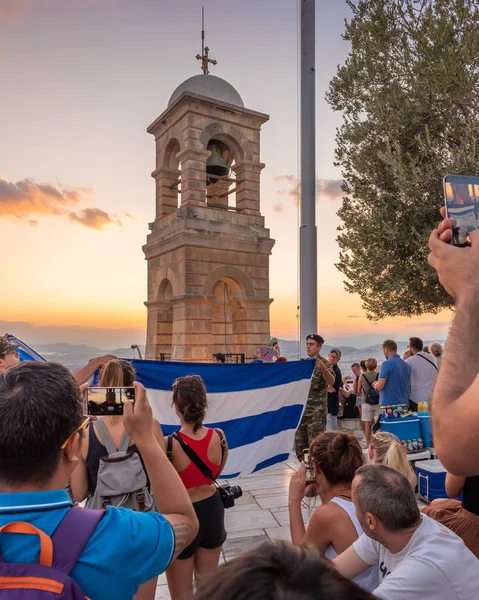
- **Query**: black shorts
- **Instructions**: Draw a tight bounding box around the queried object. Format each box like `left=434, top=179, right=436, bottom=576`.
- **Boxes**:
left=177, top=491, right=227, bottom=560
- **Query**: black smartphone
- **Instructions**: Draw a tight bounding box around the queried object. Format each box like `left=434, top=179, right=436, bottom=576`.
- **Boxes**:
left=443, top=175, right=479, bottom=246
left=84, top=387, right=136, bottom=416
left=303, top=449, right=316, bottom=484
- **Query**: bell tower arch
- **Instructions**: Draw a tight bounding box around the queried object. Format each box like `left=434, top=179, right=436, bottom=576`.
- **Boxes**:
left=143, top=71, right=275, bottom=362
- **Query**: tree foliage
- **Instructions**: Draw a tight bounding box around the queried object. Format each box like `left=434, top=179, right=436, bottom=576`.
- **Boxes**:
left=327, top=0, right=479, bottom=320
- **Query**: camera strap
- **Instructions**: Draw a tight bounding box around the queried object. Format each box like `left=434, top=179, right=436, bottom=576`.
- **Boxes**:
left=170, top=431, right=224, bottom=488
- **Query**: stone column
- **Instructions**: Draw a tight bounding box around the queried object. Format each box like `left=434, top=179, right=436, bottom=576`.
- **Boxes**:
left=145, top=300, right=173, bottom=359
left=232, top=160, right=264, bottom=215
left=152, top=167, right=180, bottom=220
left=171, top=296, right=215, bottom=362
left=176, top=148, right=210, bottom=207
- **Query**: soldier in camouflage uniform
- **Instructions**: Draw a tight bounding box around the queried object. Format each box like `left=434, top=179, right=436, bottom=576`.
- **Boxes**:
left=295, top=334, right=335, bottom=461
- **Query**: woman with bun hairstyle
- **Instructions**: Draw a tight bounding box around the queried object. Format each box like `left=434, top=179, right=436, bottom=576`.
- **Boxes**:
left=368, top=432, right=417, bottom=488
left=288, top=431, right=378, bottom=592
left=165, top=375, right=229, bottom=600
left=70, top=359, right=165, bottom=600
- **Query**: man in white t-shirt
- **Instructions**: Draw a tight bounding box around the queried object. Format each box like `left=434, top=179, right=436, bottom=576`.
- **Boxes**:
left=334, top=465, right=479, bottom=600
left=405, top=337, right=437, bottom=411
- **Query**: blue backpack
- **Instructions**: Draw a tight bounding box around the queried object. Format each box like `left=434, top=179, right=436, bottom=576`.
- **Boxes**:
left=0, top=506, right=103, bottom=599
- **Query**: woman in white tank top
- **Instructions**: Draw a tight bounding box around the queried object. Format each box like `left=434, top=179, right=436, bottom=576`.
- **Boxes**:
left=288, top=431, right=378, bottom=593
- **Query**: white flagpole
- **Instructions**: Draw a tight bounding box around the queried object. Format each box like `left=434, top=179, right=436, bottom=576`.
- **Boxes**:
left=299, top=0, right=317, bottom=354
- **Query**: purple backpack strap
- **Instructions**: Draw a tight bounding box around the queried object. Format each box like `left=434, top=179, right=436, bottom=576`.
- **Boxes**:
left=52, top=506, right=104, bottom=574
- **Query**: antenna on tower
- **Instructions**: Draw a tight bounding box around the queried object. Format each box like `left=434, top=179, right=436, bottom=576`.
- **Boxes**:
left=201, top=6, right=205, bottom=58
left=196, top=6, right=217, bottom=75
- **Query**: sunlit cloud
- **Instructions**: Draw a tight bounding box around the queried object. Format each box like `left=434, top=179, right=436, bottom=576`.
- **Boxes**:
left=0, top=176, right=122, bottom=230
left=274, top=175, right=344, bottom=205
left=272, top=202, right=285, bottom=213
left=347, top=315, right=362, bottom=319
left=70, top=208, right=122, bottom=230
left=318, top=178, right=343, bottom=199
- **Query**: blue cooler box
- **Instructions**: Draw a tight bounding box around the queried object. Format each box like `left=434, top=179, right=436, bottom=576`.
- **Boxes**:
left=417, top=412, right=432, bottom=447
left=379, top=416, right=421, bottom=447
left=416, top=459, right=462, bottom=503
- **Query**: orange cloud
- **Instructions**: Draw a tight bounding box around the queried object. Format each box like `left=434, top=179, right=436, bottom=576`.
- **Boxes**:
left=274, top=175, right=344, bottom=205
left=69, top=208, right=122, bottom=230
left=0, top=177, right=122, bottom=230
left=272, top=202, right=285, bottom=213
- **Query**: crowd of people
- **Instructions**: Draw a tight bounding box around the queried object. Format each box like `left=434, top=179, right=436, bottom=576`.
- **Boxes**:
left=292, top=335, right=442, bottom=449
left=1, top=209, right=479, bottom=599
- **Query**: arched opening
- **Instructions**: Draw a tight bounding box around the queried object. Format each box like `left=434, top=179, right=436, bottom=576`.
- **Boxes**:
left=212, top=277, right=245, bottom=355
left=199, top=126, right=252, bottom=212
left=162, top=138, right=182, bottom=207
left=157, top=279, right=173, bottom=360
left=206, top=138, right=236, bottom=209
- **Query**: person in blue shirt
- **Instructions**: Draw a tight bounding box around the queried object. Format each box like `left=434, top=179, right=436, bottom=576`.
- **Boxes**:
left=373, top=340, right=411, bottom=407
left=0, top=362, right=198, bottom=600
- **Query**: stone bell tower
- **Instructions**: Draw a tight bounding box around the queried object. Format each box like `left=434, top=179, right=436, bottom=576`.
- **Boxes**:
left=143, top=52, right=275, bottom=361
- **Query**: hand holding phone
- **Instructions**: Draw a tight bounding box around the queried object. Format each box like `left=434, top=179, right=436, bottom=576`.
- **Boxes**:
left=303, top=450, right=316, bottom=484
left=443, top=175, right=479, bottom=246
left=122, top=382, right=154, bottom=442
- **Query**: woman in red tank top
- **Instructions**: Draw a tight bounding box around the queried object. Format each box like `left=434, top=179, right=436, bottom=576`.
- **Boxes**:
left=165, top=375, right=229, bottom=600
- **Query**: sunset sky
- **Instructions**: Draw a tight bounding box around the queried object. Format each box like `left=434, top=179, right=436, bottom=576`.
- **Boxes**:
left=0, top=0, right=451, bottom=349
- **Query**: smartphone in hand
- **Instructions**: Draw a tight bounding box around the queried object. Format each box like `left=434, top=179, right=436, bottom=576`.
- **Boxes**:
left=83, top=386, right=136, bottom=416
left=303, top=449, right=316, bottom=484
left=443, top=175, right=479, bottom=247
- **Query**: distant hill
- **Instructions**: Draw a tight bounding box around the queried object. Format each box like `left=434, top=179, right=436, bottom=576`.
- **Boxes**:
left=37, top=343, right=102, bottom=357
left=30, top=339, right=445, bottom=370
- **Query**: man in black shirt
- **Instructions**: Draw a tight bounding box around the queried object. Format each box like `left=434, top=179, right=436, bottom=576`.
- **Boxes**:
left=327, top=348, right=342, bottom=430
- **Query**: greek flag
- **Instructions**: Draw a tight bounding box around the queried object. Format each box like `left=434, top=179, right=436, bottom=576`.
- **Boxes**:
left=133, top=359, right=314, bottom=479
left=9, top=335, right=314, bottom=479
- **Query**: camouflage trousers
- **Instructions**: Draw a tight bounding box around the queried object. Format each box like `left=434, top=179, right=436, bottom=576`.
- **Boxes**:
left=294, top=398, right=328, bottom=461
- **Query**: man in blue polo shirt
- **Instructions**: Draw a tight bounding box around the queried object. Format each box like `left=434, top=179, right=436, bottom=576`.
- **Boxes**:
left=373, top=339, right=411, bottom=407
left=0, top=362, right=198, bottom=600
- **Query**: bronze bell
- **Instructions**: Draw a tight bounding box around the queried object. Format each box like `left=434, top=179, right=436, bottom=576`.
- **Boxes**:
left=206, top=141, right=229, bottom=184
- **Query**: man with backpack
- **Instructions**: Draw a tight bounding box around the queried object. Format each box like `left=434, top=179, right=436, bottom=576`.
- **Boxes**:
left=360, top=358, right=381, bottom=447
left=0, top=361, right=198, bottom=600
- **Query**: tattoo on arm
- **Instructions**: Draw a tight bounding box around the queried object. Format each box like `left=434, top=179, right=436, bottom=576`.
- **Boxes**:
left=172, top=523, right=194, bottom=555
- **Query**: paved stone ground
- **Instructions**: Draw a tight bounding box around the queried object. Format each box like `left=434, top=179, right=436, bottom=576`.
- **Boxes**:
left=155, top=457, right=312, bottom=599
left=155, top=450, right=430, bottom=598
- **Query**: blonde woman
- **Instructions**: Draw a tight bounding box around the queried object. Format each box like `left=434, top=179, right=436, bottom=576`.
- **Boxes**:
left=368, top=432, right=417, bottom=488
left=70, top=359, right=165, bottom=600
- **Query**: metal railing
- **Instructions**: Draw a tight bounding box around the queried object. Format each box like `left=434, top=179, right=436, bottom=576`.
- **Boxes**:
left=214, top=353, right=245, bottom=364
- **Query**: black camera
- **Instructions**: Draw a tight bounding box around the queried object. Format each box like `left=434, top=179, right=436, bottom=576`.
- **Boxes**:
left=218, top=485, right=242, bottom=509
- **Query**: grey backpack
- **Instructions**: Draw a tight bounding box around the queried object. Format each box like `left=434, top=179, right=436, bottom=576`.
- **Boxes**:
left=86, top=419, right=155, bottom=512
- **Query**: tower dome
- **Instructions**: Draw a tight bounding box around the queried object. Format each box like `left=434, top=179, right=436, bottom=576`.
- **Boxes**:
left=168, top=74, right=244, bottom=108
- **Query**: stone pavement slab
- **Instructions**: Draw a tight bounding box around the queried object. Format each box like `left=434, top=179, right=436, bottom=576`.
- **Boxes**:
left=155, top=458, right=301, bottom=599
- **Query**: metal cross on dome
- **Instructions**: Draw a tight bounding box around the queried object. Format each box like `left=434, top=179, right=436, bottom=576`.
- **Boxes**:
left=195, top=7, right=217, bottom=75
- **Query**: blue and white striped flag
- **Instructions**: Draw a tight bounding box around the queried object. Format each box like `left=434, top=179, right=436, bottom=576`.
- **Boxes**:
left=132, top=359, right=314, bottom=479
left=9, top=335, right=313, bottom=479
